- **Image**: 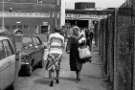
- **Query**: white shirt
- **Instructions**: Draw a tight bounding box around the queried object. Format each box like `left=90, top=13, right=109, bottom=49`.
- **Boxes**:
left=48, top=33, right=64, bottom=55
left=80, top=30, right=85, bottom=37
left=48, top=33, right=64, bottom=46
left=79, top=30, right=86, bottom=44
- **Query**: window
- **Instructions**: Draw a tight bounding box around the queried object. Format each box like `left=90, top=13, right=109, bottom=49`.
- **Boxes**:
left=41, top=26, right=48, bottom=34
left=18, top=25, right=22, bottom=29
left=33, top=37, right=41, bottom=45
left=24, top=25, right=28, bottom=29
left=5, top=25, right=10, bottom=30
left=3, top=40, right=14, bottom=56
left=57, top=0, right=60, bottom=6
left=0, top=41, right=6, bottom=59
left=22, top=37, right=32, bottom=44
left=12, top=25, right=17, bottom=30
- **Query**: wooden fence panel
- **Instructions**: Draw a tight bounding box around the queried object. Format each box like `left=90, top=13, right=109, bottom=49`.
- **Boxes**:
left=106, top=15, right=115, bottom=85
left=114, top=25, right=134, bottom=90
left=95, top=12, right=135, bottom=90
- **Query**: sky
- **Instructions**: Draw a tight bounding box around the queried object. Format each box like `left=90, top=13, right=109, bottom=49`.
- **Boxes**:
left=65, top=0, right=126, bottom=9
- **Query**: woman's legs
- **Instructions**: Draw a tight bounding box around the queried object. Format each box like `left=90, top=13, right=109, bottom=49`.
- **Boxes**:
left=48, top=69, right=60, bottom=86
left=56, top=70, right=60, bottom=83
left=49, top=70, right=54, bottom=86
left=76, top=70, right=81, bottom=81
left=55, top=58, right=61, bottom=84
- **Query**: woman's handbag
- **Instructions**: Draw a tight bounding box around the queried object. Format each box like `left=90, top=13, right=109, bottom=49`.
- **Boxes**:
left=78, top=46, right=92, bottom=59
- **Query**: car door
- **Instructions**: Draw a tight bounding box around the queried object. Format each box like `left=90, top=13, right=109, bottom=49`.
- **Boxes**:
left=0, top=40, right=12, bottom=89
left=2, top=39, right=15, bottom=88
left=0, top=40, right=6, bottom=89
left=32, top=36, right=43, bottom=64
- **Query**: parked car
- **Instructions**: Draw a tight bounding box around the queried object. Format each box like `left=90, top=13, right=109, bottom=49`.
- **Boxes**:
left=19, top=35, right=45, bottom=76
left=0, top=36, right=16, bottom=90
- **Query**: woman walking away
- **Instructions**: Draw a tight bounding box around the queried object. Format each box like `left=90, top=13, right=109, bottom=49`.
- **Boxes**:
left=47, top=28, right=64, bottom=87
left=69, top=26, right=83, bottom=81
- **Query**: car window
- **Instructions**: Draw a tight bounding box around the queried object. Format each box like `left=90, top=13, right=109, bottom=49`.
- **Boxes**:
left=3, top=40, right=14, bottom=56
left=0, top=41, right=6, bottom=59
left=33, top=37, right=41, bottom=45
left=22, top=37, right=32, bottom=44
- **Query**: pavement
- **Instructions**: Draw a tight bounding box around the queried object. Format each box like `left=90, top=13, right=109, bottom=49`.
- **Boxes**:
left=15, top=44, right=107, bottom=90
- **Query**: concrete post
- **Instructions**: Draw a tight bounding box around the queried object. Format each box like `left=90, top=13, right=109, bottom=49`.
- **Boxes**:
left=113, top=8, right=118, bottom=90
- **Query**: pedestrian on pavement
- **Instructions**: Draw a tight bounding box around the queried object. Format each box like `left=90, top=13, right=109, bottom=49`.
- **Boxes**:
left=47, top=27, right=64, bottom=86
left=66, top=26, right=72, bottom=53
left=89, top=29, right=94, bottom=50
left=85, top=28, right=90, bottom=47
left=69, top=26, right=83, bottom=81
left=85, top=28, right=94, bottom=51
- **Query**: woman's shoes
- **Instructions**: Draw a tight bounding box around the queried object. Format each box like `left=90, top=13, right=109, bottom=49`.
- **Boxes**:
left=49, top=81, right=54, bottom=87
left=56, top=79, right=59, bottom=84
left=76, top=77, right=81, bottom=82
left=49, top=79, right=60, bottom=87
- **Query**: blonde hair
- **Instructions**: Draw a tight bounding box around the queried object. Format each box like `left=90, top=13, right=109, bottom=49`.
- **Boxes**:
left=72, top=26, right=80, bottom=36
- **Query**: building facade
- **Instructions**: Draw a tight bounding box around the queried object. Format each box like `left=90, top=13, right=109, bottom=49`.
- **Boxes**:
left=0, top=0, right=61, bottom=34
left=75, top=2, right=95, bottom=9
left=65, top=2, right=110, bottom=29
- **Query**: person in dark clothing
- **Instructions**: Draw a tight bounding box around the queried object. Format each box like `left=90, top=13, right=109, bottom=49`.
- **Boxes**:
left=85, top=29, right=93, bottom=51
left=89, top=30, right=94, bottom=50
left=69, top=26, right=83, bottom=81
left=85, top=29, right=90, bottom=46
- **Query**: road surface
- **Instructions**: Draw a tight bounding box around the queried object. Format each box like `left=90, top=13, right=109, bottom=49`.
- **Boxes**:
left=15, top=48, right=107, bottom=90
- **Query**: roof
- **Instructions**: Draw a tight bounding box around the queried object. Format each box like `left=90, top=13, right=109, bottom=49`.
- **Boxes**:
left=66, top=9, right=114, bottom=15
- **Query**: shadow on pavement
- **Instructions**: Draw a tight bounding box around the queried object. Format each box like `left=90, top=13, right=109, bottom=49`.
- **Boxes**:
left=77, top=87, right=90, bottom=90
left=60, top=77, right=77, bottom=82
left=82, top=74, right=103, bottom=80
left=34, top=77, right=50, bottom=85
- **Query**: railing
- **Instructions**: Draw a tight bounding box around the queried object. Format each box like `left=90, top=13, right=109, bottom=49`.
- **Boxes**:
left=0, top=12, right=51, bottom=18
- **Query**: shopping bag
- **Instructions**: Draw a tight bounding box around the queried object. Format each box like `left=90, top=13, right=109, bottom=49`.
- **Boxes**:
left=78, top=46, right=92, bottom=59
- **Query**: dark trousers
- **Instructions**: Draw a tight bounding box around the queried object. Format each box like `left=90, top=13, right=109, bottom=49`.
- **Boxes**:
left=86, top=39, right=92, bottom=51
